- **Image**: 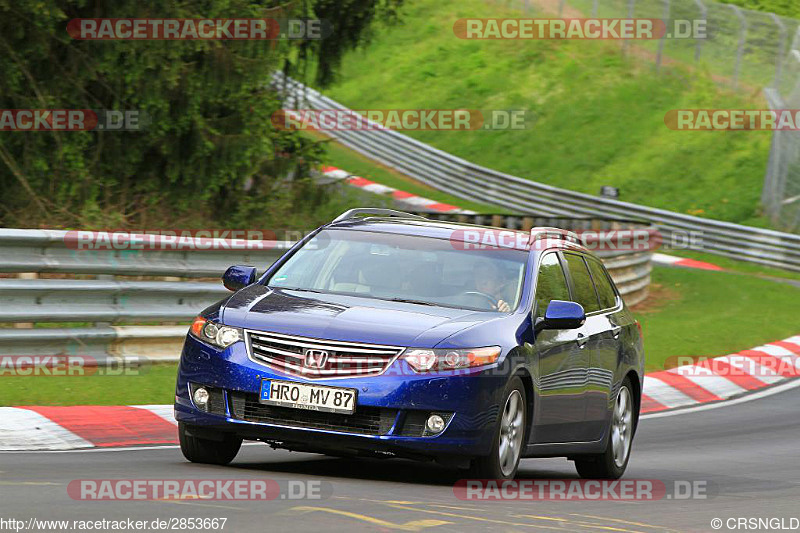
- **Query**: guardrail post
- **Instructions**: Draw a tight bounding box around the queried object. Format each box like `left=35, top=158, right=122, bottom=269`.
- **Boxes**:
left=729, top=5, right=747, bottom=89
left=770, top=14, right=788, bottom=89
left=693, top=0, right=706, bottom=62
left=623, top=0, right=636, bottom=55
left=13, top=273, right=37, bottom=329
left=656, top=0, right=671, bottom=71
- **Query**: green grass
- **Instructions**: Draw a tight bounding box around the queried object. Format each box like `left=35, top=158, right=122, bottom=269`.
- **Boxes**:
left=670, top=249, right=800, bottom=282
left=314, top=133, right=500, bottom=213
left=0, top=363, right=177, bottom=406
left=721, top=0, right=800, bottom=18
left=313, top=0, right=774, bottom=227
left=2, top=267, right=797, bottom=405
left=636, top=267, right=800, bottom=372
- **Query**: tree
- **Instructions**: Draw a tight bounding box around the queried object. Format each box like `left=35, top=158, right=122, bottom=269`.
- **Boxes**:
left=0, top=0, right=402, bottom=228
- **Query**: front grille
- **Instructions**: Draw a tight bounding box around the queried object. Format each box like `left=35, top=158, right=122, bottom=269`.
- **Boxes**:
left=230, top=392, right=398, bottom=436
left=247, top=330, right=403, bottom=379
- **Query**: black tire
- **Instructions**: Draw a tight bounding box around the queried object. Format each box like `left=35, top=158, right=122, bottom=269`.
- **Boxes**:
left=470, top=376, right=527, bottom=480
left=178, top=423, right=242, bottom=465
left=574, top=378, right=636, bottom=479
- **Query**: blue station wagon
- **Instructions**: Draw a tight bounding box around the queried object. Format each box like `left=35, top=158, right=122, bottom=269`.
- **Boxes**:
left=175, top=209, right=644, bottom=479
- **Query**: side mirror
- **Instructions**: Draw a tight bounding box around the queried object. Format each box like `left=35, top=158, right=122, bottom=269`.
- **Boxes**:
left=535, top=300, right=586, bottom=331
left=222, top=265, right=257, bottom=291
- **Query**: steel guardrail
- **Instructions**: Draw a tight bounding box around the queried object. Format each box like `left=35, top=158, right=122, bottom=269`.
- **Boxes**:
left=0, top=217, right=651, bottom=359
left=275, top=73, right=800, bottom=273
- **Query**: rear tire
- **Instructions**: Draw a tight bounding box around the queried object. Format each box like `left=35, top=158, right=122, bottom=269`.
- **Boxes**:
left=470, top=377, right=526, bottom=480
left=574, top=378, right=636, bottom=479
left=179, top=423, right=242, bottom=465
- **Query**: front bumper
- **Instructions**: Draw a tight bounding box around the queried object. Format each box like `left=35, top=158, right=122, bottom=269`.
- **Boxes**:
left=174, top=335, right=508, bottom=458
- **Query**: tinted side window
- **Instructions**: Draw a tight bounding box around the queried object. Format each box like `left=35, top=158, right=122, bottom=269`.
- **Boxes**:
left=587, top=258, right=617, bottom=310
left=564, top=253, right=601, bottom=313
left=534, top=253, right=571, bottom=319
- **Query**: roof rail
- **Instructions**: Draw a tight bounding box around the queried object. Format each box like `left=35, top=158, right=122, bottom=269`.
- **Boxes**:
left=529, top=226, right=581, bottom=245
left=332, top=208, right=428, bottom=223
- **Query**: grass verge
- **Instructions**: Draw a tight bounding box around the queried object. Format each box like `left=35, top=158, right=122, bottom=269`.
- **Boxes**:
left=635, top=267, right=800, bottom=372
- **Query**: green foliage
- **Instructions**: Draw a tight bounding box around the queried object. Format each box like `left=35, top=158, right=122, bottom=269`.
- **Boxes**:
left=0, top=0, right=401, bottom=229
left=721, top=0, right=800, bottom=18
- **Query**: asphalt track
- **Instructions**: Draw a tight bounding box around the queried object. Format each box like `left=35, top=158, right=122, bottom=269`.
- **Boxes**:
left=2, top=381, right=799, bottom=533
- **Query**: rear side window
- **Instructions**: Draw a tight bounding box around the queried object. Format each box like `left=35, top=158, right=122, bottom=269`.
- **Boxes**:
left=587, top=258, right=618, bottom=310
left=564, top=253, right=601, bottom=313
left=534, top=253, right=571, bottom=319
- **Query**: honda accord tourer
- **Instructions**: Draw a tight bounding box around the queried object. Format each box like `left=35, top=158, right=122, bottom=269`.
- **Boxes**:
left=175, top=209, right=644, bottom=479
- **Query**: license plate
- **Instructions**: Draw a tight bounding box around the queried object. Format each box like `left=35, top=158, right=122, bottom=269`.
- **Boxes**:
left=259, top=379, right=357, bottom=414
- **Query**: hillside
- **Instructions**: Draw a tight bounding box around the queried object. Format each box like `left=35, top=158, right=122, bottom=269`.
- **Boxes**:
left=314, top=0, right=775, bottom=227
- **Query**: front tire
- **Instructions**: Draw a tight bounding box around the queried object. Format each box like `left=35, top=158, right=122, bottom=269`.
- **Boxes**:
left=470, top=377, right=526, bottom=480
left=179, top=423, right=242, bottom=465
left=574, top=378, right=636, bottom=479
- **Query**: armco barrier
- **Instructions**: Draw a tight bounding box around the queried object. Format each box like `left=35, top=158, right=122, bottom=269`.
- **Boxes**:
left=0, top=216, right=652, bottom=360
left=275, top=73, right=800, bottom=272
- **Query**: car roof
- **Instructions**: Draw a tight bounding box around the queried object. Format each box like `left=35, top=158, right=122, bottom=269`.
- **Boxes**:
left=324, top=216, right=591, bottom=254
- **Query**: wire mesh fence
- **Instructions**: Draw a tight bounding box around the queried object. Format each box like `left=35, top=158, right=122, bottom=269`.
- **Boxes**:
left=764, top=28, right=800, bottom=232
left=516, top=0, right=800, bottom=232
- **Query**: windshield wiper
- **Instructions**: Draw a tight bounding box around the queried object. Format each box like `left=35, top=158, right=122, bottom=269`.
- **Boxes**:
left=272, top=286, right=324, bottom=294
left=385, top=297, right=439, bottom=307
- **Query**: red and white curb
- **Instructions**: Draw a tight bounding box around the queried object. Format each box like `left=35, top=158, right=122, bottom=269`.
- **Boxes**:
left=0, top=405, right=177, bottom=451
left=641, top=335, right=800, bottom=413
left=651, top=253, right=723, bottom=271
left=2, top=336, right=798, bottom=451
left=320, top=166, right=475, bottom=214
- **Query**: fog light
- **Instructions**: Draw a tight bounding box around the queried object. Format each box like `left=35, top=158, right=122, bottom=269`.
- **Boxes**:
left=426, top=414, right=446, bottom=434
left=193, top=387, right=209, bottom=408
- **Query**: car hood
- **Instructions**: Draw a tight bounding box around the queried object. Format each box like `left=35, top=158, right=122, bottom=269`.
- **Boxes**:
left=220, top=285, right=502, bottom=347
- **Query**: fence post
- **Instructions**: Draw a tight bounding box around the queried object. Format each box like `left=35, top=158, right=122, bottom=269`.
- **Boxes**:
left=592, top=0, right=598, bottom=17
left=770, top=14, right=787, bottom=89
left=558, top=0, right=565, bottom=17
left=623, top=0, right=636, bottom=54
left=692, top=0, right=706, bottom=62
left=656, top=0, right=671, bottom=71
left=729, top=5, right=747, bottom=89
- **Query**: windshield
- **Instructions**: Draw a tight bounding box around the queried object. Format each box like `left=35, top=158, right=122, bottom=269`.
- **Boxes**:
left=266, top=229, right=529, bottom=312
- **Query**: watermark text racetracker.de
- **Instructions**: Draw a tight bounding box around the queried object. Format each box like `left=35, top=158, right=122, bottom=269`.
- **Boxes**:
left=455, top=479, right=716, bottom=501
left=67, top=18, right=331, bottom=40
left=448, top=227, right=704, bottom=252
left=0, top=109, right=147, bottom=131
left=272, top=109, right=529, bottom=131
left=665, top=109, right=800, bottom=131
left=68, top=479, right=332, bottom=501
left=0, top=355, right=149, bottom=377
left=64, top=229, right=292, bottom=251
left=453, top=18, right=707, bottom=40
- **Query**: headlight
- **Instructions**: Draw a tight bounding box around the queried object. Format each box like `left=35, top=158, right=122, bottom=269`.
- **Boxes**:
left=402, top=346, right=501, bottom=373
left=190, top=316, right=243, bottom=348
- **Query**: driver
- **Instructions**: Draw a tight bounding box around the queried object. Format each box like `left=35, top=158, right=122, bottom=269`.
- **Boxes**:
left=473, top=261, right=513, bottom=312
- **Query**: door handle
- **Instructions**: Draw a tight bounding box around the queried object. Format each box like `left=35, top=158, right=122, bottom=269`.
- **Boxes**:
left=576, top=333, right=588, bottom=348
left=611, top=326, right=622, bottom=339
